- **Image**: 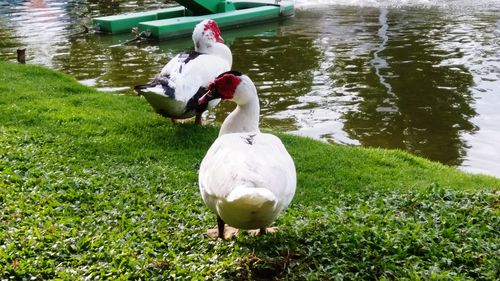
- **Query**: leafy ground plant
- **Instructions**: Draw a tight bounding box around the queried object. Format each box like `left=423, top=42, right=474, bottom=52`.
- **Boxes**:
left=0, top=62, right=499, bottom=280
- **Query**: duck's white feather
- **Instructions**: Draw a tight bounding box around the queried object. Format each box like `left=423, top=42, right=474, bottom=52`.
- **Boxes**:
left=199, top=132, right=296, bottom=229
left=159, top=52, right=231, bottom=102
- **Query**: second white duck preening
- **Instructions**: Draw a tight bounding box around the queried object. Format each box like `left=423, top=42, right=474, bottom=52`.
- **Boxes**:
left=135, top=19, right=232, bottom=124
left=198, top=71, right=296, bottom=239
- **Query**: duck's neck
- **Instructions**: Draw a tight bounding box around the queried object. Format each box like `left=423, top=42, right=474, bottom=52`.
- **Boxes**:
left=198, top=43, right=232, bottom=67
left=219, top=95, right=260, bottom=136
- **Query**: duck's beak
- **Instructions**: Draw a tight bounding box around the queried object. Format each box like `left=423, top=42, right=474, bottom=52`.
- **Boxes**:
left=198, top=90, right=216, bottom=105
left=216, top=36, right=224, bottom=43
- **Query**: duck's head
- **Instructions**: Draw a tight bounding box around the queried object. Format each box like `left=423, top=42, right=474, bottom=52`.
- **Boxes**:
left=198, top=71, right=257, bottom=106
left=192, top=19, right=224, bottom=51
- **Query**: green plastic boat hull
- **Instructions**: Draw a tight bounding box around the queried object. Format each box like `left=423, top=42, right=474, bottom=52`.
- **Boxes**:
left=92, top=7, right=187, bottom=34
left=92, top=0, right=294, bottom=39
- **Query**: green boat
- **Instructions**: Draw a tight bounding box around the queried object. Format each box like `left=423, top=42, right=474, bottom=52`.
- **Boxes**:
left=92, top=0, right=294, bottom=40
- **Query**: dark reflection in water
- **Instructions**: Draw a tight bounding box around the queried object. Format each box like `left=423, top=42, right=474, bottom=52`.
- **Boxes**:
left=1, top=0, right=499, bottom=177
left=335, top=7, right=478, bottom=166
left=0, top=26, right=19, bottom=50
left=228, top=33, right=321, bottom=128
left=53, top=34, right=162, bottom=91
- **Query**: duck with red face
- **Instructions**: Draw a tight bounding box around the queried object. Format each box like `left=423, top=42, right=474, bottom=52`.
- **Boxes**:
left=135, top=19, right=232, bottom=125
left=198, top=71, right=297, bottom=239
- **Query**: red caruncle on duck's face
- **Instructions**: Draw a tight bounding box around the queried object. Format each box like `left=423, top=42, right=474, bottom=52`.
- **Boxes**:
left=209, top=74, right=241, bottom=100
left=204, top=20, right=224, bottom=43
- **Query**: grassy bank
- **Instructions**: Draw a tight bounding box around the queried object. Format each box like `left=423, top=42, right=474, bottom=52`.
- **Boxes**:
left=0, top=61, right=499, bottom=280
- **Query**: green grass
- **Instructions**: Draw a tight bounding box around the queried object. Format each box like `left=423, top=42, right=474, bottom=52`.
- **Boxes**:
left=0, top=61, right=499, bottom=280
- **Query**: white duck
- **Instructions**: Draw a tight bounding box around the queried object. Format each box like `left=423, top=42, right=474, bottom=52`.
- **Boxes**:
left=198, top=71, right=296, bottom=239
left=135, top=19, right=232, bottom=124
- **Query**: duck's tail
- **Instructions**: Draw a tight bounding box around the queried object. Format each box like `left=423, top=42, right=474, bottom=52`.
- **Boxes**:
left=134, top=83, right=151, bottom=92
left=134, top=76, right=175, bottom=98
left=134, top=82, right=156, bottom=96
left=218, top=186, right=278, bottom=229
left=226, top=186, right=276, bottom=208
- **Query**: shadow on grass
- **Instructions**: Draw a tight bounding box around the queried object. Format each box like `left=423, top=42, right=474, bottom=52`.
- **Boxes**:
left=228, top=230, right=310, bottom=280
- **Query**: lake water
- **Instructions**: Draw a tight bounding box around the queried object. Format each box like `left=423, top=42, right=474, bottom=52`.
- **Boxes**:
left=1, top=0, right=499, bottom=177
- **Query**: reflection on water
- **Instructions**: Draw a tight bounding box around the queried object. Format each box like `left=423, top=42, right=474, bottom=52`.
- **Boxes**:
left=336, top=6, right=478, bottom=166
left=1, top=0, right=499, bottom=177
left=230, top=33, right=322, bottom=128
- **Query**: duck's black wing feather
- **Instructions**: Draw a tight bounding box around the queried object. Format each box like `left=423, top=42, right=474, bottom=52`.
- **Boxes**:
left=134, top=75, right=176, bottom=99
left=134, top=51, right=203, bottom=98
left=185, top=86, right=209, bottom=115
